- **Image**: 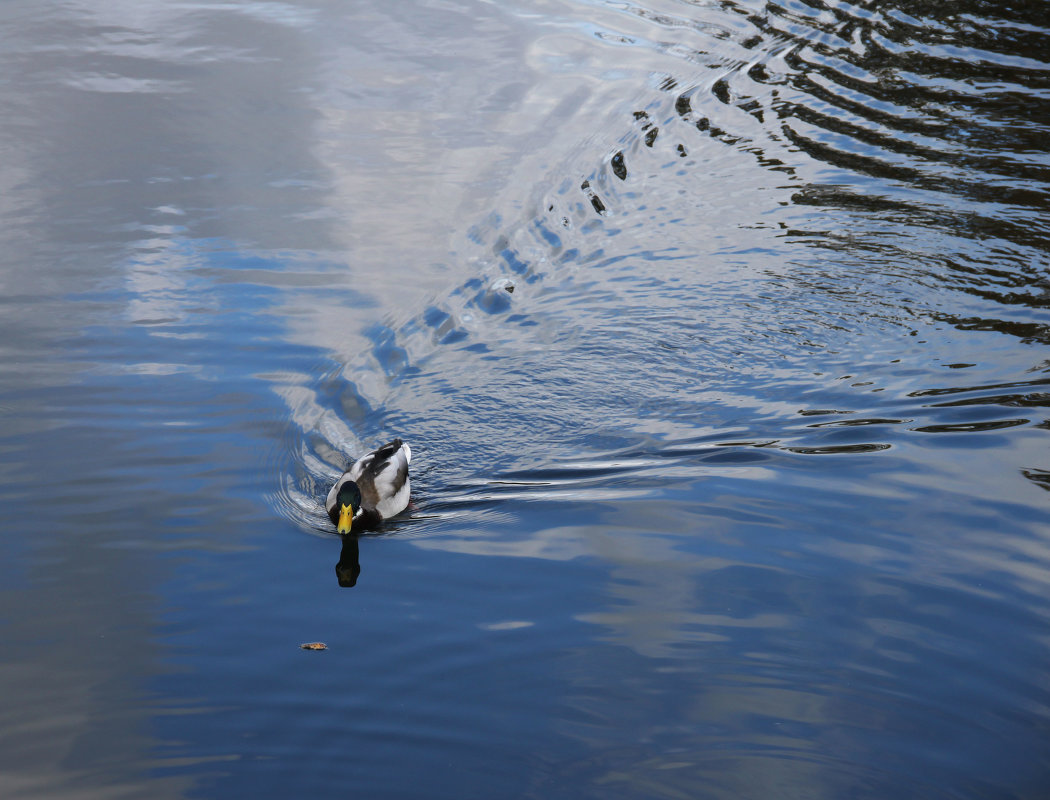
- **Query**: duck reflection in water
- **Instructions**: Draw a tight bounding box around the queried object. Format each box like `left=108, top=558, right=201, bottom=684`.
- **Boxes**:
left=335, top=535, right=361, bottom=587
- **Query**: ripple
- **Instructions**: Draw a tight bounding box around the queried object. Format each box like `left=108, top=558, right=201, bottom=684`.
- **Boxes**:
left=911, top=418, right=1030, bottom=434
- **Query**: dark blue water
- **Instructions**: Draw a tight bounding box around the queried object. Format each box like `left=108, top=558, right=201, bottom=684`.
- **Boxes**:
left=1, top=0, right=1049, bottom=797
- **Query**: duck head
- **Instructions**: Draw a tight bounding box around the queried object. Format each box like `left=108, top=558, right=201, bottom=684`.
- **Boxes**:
left=334, top=482, right=362, bottom=534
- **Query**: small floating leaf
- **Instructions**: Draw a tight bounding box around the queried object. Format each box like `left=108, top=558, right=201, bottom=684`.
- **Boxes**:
left=300, top=642, right=327, bottom=651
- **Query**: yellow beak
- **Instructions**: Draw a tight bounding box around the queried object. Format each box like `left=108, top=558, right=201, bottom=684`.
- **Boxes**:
left=337, top=503, right=355, bottom=534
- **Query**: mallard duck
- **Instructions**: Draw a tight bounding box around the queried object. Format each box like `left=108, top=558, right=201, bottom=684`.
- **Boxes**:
left=326, top=438, right=411, bottom=533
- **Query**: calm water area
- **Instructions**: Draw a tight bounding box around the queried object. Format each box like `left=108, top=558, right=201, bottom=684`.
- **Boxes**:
left=1, top=0, right=1049, bottom=797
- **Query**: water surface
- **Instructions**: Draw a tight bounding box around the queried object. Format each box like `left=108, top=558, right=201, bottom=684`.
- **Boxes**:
left=1, top=0, right=1049, bottom=797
